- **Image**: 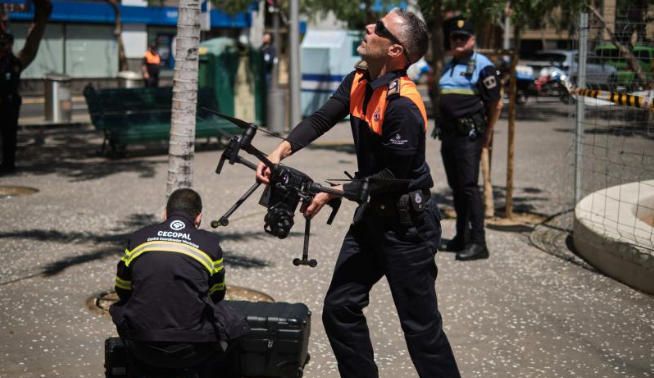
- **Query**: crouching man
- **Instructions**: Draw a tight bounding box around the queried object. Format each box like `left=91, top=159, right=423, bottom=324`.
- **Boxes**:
left=109, top=188, right=248, bottom=377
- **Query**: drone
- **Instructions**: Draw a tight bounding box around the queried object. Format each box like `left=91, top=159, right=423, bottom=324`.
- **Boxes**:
left=207, top=110, right=411, bottom=268
left=207, top=110, right=348, bottom=268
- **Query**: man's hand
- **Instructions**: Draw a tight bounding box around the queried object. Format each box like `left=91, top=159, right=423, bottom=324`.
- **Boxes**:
left=303, top=192, right=335, bottom=219
left=255, top=158, right=277, bottom=185
left=255, top=141, right=292, bottom=184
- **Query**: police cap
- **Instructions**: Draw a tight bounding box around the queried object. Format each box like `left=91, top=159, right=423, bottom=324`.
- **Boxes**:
left=449, top=17, right=474, bottom=37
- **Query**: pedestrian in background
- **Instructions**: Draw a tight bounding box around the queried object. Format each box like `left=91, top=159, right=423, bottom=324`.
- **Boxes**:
left=142, top=43, right=161, bottom=88
left=260, top=32, right=276, bottom=89
left=435, top=17, right=503, bottom=261
left=0, top=0, right=51, bottom=175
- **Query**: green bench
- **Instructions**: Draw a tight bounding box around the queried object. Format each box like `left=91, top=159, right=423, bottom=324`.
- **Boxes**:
left=83, top=85, right=242, bottom=156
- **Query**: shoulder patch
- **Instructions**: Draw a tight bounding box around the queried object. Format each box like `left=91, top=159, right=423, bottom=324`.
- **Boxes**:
left=482, top=75, right=497, bottom=89
left=387, top=79, right=400, bottom=96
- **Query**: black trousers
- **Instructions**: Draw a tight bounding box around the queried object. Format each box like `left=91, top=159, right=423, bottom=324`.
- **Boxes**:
left=441, top=131, right=485, bottom=244
left=145, top=73, right=159, bottom=88
left=322, top=200, right=460, bottom=378
left=1, top=97, right=21, bottom=169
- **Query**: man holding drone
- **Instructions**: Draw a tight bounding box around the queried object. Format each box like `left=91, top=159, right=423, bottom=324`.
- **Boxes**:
left=256, top=8, right=460, bottom=378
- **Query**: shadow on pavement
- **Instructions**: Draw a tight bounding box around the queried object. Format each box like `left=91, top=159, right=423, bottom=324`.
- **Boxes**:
left=0, top=213, right=271, bottom=282
left=432, top=185, right=552, bottom=233
left=553, top=107, right=653, bottom=139
left=15, top=127, right=225, bottom=181
left=504, top=99, right=571, bottom=121
left=431, top=185, right=547, bottom=216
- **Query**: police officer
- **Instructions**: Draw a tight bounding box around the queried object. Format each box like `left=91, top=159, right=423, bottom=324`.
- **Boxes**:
left=256, top=9, right=460, bottom=378
left=0, top=0, right=51, bottom=175
left=110, top=188, right=248, bottom=376
left=436, top=18, right=503, bottom=261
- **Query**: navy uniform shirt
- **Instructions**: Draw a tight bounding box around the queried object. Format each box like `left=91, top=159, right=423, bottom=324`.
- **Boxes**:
left=438, top=52, right=501, bottom=119
left=287, top=66, right=434, bottom=191
left=110, top=213, right=226, bottom=343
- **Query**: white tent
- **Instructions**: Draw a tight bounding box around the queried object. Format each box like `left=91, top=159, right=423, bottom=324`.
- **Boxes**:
left=301, top=30, right=362, bottom=116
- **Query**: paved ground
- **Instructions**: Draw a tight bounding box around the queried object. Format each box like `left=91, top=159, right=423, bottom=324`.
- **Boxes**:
left=0, top=98, right=652, bottom=377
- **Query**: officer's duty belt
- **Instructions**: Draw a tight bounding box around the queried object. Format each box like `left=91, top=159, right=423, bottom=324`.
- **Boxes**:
left=441, top=111, right=487, bottom=137
left=368, top=189, right=431, bottom=225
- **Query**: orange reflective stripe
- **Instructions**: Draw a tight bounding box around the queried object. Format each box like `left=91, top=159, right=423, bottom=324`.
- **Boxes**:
left=350, top=71, right=366, bottom=120
left=398, top=78, right=428, bottom=131
left=349, top=72, right=428, bottom=135
left=349, top=71, right=385, bottom=135
left=144, top=51, right=161, bottom=65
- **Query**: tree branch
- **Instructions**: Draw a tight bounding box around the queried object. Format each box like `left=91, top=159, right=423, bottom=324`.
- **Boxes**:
left=587, top=4, right=648, bottom=87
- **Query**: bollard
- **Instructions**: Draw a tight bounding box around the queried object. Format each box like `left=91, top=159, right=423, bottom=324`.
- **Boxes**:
left=44, top=74, right=72, bottom=123
left=266, top=87, right=288, bottom=135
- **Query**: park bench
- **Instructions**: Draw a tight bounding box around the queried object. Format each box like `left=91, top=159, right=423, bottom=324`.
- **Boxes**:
left=83, top=85, right=242, bottom=156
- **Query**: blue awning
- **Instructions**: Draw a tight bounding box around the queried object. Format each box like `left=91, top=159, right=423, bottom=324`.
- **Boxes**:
left=9, top=0, right=251, bottom=28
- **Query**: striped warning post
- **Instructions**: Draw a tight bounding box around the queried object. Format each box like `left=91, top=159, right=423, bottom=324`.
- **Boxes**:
left=571, top=87, right=654, bottom=111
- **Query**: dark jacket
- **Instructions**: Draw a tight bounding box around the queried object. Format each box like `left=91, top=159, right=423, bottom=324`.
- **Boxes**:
left=287, top=66, right=434, bottom=191
left=110, top=213, right=247, bottom=343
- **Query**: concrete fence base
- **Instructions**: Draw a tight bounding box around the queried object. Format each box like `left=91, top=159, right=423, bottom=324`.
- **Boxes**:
left=573, top=180, right=654, bottom=295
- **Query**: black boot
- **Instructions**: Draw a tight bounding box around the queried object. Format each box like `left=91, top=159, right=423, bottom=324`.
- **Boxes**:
left=441, top=236, right=465, bottom=252
left=456, top=243, right=489, bottom=261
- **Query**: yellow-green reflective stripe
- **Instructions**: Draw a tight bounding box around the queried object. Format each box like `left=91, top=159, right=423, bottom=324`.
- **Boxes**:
left=115, top=277, right=132, bottom=290
left=213, top=258, right=224, bottom=274
left=120, top=248, right=131, bottom=264
left=124, top=241, right=214, bottom=275
left=209, top=282, right=226, bottom=295
left=441, top=88, right=478, bottom=95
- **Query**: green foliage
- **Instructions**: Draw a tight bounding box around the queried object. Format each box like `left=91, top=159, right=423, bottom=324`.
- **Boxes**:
left=216, top=0, right=406, bottom=29
left=429, top=0, right=585, bottom=34
left=212, top=0, right=252, bottom=14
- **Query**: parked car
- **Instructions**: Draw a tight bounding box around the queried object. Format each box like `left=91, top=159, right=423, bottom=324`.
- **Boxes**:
left=521, top=49, right=617, bottom=90
left=594, top=43, right=654, bottom=90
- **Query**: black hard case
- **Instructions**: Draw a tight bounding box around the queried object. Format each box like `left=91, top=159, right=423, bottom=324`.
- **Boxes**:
left=104, top=337, right=128, bottom=377
left=228, top=301, right=311, bottom=378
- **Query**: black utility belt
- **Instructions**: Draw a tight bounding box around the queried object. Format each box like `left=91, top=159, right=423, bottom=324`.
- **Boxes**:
left=367, top=189, right=431, bottom=226
left=442, top=111, right=487, bottom=137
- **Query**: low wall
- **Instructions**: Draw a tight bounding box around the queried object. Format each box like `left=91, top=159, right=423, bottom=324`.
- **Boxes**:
left=573, top=180, right=654, bottom=294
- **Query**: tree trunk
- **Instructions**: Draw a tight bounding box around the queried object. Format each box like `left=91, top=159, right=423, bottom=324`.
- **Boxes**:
left=505, top=24, right=520, bottom=219
left=106, top=0, right=128, bottom=72
left=482, top=142, right=494, bottom=218
left=166, top=0, right=201, bottom=196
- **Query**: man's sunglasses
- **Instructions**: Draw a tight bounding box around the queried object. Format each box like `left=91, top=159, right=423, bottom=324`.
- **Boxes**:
left=375, top=20, right=409, bottom=60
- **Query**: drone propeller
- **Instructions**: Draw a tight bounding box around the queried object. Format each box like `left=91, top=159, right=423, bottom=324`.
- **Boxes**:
left=201, top=107, right=285, bottom=139
left=201, top=108, right=251, bottom=129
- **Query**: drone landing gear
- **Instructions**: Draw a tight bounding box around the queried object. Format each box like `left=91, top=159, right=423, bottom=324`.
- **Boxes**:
left=210, top=181, right=261, bottom=228
left=293, top=217, right=318, bottom=267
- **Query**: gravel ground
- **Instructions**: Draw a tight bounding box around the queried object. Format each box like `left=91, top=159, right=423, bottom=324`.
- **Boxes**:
left=0, top=98, right=652, bottom=378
